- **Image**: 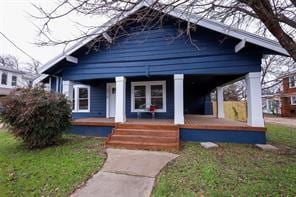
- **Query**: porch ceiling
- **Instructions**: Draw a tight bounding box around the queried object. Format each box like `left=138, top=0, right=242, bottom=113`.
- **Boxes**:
left=184, top=74, right=243, bottom=94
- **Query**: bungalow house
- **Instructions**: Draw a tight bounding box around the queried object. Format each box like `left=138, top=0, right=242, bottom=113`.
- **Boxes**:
left=34, top=2, right=289, bottom=150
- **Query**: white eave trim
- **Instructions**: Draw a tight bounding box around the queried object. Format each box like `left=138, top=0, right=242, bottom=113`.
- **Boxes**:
left=38, top=0, right=289, bottom=74
left=235, top=38, right=246, bottom=53
left=33, top=74, right=49, bottom=86
left=66, top=55, right=78, bottom=64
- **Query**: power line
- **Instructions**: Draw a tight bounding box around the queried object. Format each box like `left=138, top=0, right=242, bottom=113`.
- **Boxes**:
left=0, top=31, right=39, bottom=63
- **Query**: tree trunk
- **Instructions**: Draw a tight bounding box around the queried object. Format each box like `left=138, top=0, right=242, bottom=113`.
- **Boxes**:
left=239, top=0, right=296, bottom=61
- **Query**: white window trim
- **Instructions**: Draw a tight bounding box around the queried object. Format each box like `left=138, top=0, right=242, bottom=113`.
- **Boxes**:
left=1, top=72, right=8, bottom=86
left=289, top=76, right=296, bottom=88
left=131, top=80, right=166, bottom=113
left=72, top=84, right=90, bottom=113
left=291, top=96, right=296, bottom=105
left=11, top=75, right=17, bottom=87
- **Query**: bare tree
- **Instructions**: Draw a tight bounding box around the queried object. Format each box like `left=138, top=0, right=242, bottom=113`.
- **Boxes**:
left=223, top=81, right=246, bottom=101
left=0, top=55, right=19, bottom=70
left=261, top=56, right=295, bottom=92
left=25, top=59, right=41, bottom=75
left=32, top=0, right=295, bottom=61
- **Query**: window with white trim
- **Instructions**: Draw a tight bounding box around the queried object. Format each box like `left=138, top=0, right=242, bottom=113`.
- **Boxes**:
left=291, top=96, right=296, bottom=105
left=131, top=81, right=166, bottom=112
left=1, top=72, right=7, bottom=85
left=289, top=76, right=296, bottom=88
left=72, top=85, right=90, bottom=112
left=11, top=76, right=17, bottom=86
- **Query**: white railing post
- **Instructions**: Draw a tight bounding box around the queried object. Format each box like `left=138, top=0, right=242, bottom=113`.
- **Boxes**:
left=216, top=86, right=224, bottom=118
left=245, top=72, right=264, bottom=127
left=115, top=76, right=126, bottom=123
left=174, top=74, right=184, bottom=124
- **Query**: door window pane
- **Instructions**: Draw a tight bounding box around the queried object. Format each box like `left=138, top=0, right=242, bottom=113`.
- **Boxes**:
left=112, top=87, right=116, bottom=94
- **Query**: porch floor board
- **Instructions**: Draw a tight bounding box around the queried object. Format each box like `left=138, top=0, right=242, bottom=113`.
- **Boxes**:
left=72, top=115, right=266, bottom=132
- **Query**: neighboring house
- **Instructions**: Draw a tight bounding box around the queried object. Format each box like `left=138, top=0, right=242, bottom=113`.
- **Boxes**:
left=280, top=72, right=296, bottom=117
left=0, top=65, right=34, bottom=97
left=34, top=2, right=289, bottom=148
left=262, top=72, right=296, bottom=117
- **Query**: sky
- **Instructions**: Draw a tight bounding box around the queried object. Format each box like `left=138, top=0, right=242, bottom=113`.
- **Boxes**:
left=0, top=0, right=107, bottom=70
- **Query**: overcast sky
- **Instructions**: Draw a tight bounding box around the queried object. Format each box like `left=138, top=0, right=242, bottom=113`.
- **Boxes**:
left=0, top=0, right=107, bottom=69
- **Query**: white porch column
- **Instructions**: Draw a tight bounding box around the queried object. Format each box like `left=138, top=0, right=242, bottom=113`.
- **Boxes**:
left=245, top=72, right=264, bottom=127
left=62, top=80, right=74, bottom=100
left=115, top=76, right=126, bottom=123
left=216, top=86, right=224, bottom=118
left=174, top=74, right=184, bottom=124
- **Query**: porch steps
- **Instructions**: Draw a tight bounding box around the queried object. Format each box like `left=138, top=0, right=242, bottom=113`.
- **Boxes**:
left=105, top=123, right=180, bottom=151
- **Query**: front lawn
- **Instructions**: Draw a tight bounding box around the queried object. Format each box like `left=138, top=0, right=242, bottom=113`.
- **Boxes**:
left=153, top=124, right=296, bottom=196
left=0, top=131, right=106, bottom=196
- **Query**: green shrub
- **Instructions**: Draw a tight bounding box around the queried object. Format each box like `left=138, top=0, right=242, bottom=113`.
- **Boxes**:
left=1, top=88, right=72, bottom=148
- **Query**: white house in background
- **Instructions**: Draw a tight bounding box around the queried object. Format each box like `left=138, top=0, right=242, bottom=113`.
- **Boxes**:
left=0, top=66, right=35, bottom=97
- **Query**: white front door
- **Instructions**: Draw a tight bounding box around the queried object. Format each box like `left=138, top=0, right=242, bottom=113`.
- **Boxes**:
left=107, top=83, right=116, bottom=117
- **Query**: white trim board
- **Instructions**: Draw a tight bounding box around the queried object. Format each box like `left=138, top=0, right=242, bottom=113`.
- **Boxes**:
left=38, top=1, right=289, bottom=74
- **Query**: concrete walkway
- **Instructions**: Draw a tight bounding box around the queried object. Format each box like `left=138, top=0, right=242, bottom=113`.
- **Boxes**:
left=265, top=117, right=296, bottom=128
left=71, top=148, right=178, bottom=197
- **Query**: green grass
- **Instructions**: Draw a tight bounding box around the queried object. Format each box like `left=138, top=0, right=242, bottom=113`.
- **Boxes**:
left=0, top=131, right=106, bottom=196
left=153, top=124, right=296, bottom=196
left=267, top=124, right=296, bottom=148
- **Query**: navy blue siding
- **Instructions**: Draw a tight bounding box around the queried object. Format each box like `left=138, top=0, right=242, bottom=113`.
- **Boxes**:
left=180, top=129, right=266, bottom=144
left=50, top=76, right=57, bottom=91
left=61, top=25, right=261, bottom=81
left=72, top=80, right=108, bottom=119
left=68, top=126, right=113, bottom=137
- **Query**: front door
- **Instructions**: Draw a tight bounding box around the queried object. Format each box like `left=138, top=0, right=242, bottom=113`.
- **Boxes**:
left=107, top=83, right=116, bottom=117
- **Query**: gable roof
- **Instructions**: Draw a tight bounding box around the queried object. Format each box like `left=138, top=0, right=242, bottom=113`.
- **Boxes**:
left=38, top=0, right=289, bottom=74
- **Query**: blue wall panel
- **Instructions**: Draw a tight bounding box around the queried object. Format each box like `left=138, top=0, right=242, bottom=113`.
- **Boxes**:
left=180, top=128, right=266, bottom=144
left=68, top=125, right=113, bottom=137
left=60, top=25, right=262, bottom=81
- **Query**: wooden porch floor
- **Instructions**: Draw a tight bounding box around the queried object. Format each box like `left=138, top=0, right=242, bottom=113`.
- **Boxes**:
left=72, top=115, right=266, bottom=132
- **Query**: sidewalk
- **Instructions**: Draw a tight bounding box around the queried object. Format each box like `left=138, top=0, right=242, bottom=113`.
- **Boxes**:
left=71, top=148, right=178, bottom=197
left=265, top=116, right=296, bottom=128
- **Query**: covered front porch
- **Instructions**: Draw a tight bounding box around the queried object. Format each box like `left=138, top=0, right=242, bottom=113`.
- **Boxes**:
left=62, top=72, right=267, bottom=146
left=63, top=72, right=265, bottom=128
